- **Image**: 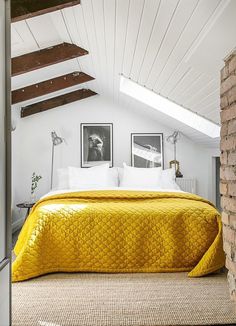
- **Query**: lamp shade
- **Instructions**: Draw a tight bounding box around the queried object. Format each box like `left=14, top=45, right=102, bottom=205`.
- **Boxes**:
left=166, top=131, right=180, bottom=144
left=51, top=131, right=63, bottom=146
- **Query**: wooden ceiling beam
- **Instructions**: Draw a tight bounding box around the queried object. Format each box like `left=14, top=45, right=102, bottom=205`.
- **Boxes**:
left=12, top=72, right=94, bottom=104
left=12, top=43, right=88, bottom=77
left=21, top=89, right=97, bottom=118
left=11, top=0, right=80, bottom=22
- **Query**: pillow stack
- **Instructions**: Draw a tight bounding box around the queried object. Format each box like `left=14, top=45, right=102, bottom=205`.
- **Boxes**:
left=55, top=163, right=180, bottom=191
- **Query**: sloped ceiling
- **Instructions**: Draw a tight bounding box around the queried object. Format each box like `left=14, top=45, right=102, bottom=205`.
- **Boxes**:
left=11, top=0, right=236, bottom=147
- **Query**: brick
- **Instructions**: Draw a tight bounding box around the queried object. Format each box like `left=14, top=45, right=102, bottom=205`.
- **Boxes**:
left=220, top=135, right=236, bottom=151
left=221, top=122, right=228, bottom=137
left=230, top=291, right=236, bottom=301
left=220, top=94, right=229, bottom=109
left=224, top=241, right=236, bottom=261
left=228, top=151, right=236, bottom=165
left=229, top=214, right=236, bottom=229
left=221, top=74, right=236, bottom=96
left=221, top=65, right=229, bottom=82
left=221, top=196, right=236, bottom=213
left=223, top=239, right=230, bottom=255
left=221, top=56, right=236, bottom=294
left=224, top=213, right=236, bottom=229
left=228, top=86, right=236, bottom=106
left=228, top=183, right=236, bottom=197
left=223, top=224, right=236, bottom=244
left=221, top=104, right=236, bottom=123
left=220, top=151, right=228, bottom=165
left=226, top=257, right=236, bottom=275
left=220, top=166, right=236, bottom=181
left=220, top=182, right=228, bottom=195
left=227, top=271, right=236, bottom=299
left=222, top=211, right=229, bottom=225
left=220, top=166, right=225, bottom=179
left=228, top=119, right=236, bottom=135
left=229, top=55, right=236, bottom=74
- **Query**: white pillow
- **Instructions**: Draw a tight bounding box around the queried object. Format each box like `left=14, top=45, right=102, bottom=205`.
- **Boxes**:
left=120, top=163, right=162, bottom=188
left=160, top=168, right=180, bottom=190
left=56, top=168, right=69, bottom=190
left=107, top=167, right=119, bottom=187
left=68, top=164, right=110, bottom=189
left=56, top=165, right=117, bottom=190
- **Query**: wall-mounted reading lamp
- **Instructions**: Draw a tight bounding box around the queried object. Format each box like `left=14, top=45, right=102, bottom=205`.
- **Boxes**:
left=50, top=131, right=65, bottom=189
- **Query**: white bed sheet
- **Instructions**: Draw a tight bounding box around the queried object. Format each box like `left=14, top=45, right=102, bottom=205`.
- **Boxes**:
left=41, top=187, right=185, bottom=199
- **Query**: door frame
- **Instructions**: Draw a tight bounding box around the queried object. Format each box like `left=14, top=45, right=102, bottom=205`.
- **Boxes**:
left=5, top=0, right=11, bottom=322
left=0, top=0, right=11, bottom=323
left=211, top=157, right=217, bottom=205
left=5, top=0, right=11, bottom=260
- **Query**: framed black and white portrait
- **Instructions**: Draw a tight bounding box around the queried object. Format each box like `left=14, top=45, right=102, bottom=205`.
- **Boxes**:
left=131, top=133, right=164, bottom=168
left=81, top=123, right=113, bottom=167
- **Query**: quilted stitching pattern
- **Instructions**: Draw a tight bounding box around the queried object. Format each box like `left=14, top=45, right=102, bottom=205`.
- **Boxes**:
left=12, top=191, right=225, bottom=282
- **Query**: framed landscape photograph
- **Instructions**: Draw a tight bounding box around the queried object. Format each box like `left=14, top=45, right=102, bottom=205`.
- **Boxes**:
left=131, top=133, right=164, bottom=168
left=81, top=123, right=113, bottom=167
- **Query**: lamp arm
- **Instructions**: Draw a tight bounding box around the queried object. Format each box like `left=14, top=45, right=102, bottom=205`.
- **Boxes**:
left=51, top=143, right=54, bottom=189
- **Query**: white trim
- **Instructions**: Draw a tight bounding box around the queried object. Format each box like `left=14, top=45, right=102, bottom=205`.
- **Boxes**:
left=211, top=157, right=217, bottom=205
left=12, top=217, right=24, bottom=234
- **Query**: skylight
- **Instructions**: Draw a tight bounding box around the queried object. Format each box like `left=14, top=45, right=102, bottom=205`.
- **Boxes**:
left=120, top=76, right=220, bottom=138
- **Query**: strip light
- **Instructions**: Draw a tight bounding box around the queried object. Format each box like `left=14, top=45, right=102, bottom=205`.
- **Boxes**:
left=120, top=76, right=220, bottom=138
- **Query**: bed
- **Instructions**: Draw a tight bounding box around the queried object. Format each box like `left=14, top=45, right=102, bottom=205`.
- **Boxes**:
left=12, top=186, right=225, bottom=282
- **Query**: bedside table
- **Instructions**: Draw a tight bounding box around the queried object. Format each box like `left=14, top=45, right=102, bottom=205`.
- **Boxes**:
left=16, top=202, right=35, bottom=221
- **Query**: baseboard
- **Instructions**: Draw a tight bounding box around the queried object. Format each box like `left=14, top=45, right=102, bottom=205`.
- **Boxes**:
left=12, top=217, right=24, bottom=234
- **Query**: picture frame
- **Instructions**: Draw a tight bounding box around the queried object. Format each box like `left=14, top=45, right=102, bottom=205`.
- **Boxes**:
left=131, top=133, right=164, bottom=168
left=81, top=123, right=113, bottom=168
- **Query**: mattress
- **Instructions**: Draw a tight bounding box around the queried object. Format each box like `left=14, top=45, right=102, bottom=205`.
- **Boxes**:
left=12, top=190, right=225, bottom=282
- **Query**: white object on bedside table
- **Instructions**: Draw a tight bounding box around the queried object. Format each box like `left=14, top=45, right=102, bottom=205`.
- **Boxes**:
left=176, top=178, right=196, bottom=194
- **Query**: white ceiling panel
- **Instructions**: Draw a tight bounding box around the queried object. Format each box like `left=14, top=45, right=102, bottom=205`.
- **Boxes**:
left=186, top=0, right=235, bottom=74
left=164, top=67, right=201, bottom=98
left=11, top=26, right=23, bottom=46
left=25, top=15, right=62, bottom=49
left=103, top=0, right=116, bottom=97
left=184, top=79, right=219, bottom=107
left=114, top=0, right=130, bottom=102
left=129, top=0, right=161, bottom=81
left=137, top=0, right=179, bottom=85
left=151, top=0, right=222, bottom=91
left=145, top=0, right=200, bottom=89
left=173, top=74, right=212, bottom=104
left=122, top=0, right=146, bottom=78
left=11, top=20, right=39, bottom=56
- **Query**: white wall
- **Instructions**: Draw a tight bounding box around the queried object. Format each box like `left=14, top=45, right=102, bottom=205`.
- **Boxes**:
left=12, top=95, right=218, bottom=224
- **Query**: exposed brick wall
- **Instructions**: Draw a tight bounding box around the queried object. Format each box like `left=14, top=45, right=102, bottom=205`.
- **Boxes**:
left=220, top=52, right=236, bottom=300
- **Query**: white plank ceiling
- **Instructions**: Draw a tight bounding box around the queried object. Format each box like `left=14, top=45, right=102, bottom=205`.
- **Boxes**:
left=11, top=0, right=236, bottom=147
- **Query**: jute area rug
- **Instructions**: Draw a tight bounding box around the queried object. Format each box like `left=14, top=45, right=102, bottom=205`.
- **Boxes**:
left=12, top=272, right=236, bottom=326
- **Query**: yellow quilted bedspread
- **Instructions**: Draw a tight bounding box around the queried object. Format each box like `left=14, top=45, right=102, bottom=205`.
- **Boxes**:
left=12, top=191, right=225, bottom=282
